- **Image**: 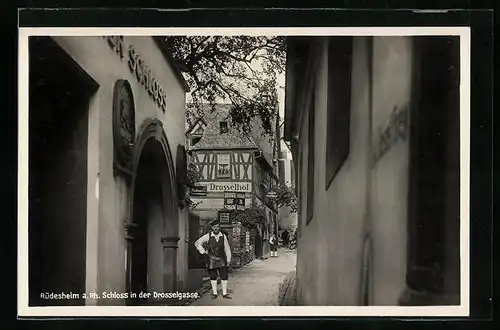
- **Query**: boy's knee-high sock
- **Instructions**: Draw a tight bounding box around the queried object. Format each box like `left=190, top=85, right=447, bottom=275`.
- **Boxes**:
left=221, top=280, right=228, bottom=295
left=210, top=280, right=218, bottom=294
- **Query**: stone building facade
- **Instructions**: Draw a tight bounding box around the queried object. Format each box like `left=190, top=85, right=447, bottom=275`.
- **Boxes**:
left=284, top=36, right=461, bottom=306
left=27, top=35, right=190, bottom=307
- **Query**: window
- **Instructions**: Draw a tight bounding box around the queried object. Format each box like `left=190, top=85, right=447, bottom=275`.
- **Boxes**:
left=325, top=37, right=353, bottom=190
left=306, top=84, right=316, bottom=224
left=192, top=137, right=201, bottom=145
left=216, top=154, right=231, bottom=178
left=263, top=172, right=270, bottom=188
left=219, top=121, right=229, bottom=134
left=191, top=136, right=201, bottom=146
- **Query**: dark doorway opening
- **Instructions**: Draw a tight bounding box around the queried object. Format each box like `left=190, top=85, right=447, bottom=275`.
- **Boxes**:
left=403, top=36, right=461, bottom=305
left=188, top=212, right=205, bottom=270
left=255, top=231, right=263, bottom=258
left=29, top=37, right=98, bottom=306
left=127, top=139, right=176, bottom=305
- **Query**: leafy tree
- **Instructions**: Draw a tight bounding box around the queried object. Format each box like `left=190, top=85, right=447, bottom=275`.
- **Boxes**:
left=185, top=163, right=203, bottom=209
left=163, top=36, right=286, bottom=136
left=233, top=204, right=267, bottom=228
left=186, top=163, right=203, bottom=188
left=276, top=182, right=299, bottom=213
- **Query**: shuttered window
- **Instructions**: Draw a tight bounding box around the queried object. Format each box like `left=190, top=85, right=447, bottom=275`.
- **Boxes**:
left=325, top=37, right=353, bottom=189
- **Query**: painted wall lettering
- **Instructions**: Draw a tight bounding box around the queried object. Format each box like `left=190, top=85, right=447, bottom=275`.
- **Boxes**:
left=197, top=182, right=252, bottom=193
left=105, top=36, right=124, bottom=59
left=372, top=104, right=410, bottom=165
left=128, top=45, right=168, bottom=112
left=104, top=36, right=168, bottom=113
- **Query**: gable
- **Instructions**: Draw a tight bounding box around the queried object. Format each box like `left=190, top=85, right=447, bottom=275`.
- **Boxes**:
left=186, top=118, right=207, bottom=136
left=193, top=125, right=205, bottom=135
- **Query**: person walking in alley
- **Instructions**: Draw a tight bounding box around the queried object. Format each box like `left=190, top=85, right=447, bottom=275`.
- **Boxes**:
left=194, top=219, right=232, bottom=299
left=281, top=229, right=290, bottom=249
left=290, top=229, right=297, bottom=249
left=269, top=233, right=278, bottom=257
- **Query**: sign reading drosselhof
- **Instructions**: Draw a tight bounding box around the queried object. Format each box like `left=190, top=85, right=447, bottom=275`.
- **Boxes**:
left=196, top=182, right=252, bottom=193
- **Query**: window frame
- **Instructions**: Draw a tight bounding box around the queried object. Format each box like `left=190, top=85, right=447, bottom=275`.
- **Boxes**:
left=306, top=82, right=316, bottom=225
left=216, top=153, right=231, bottom=179
left=191, top=136, right=201, bottom=146
left=219, top=121, right=229, bottom=134
left=325, top=37, right=353, bottom=190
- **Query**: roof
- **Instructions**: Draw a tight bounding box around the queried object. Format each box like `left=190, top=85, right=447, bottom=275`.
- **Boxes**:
left=189, top=104, right=256, bottom=150
left=186, top=117, right=207, bottom=136
left=284, top=37, right=316, bottom=141
left=187, top=103, right=277, bottom=168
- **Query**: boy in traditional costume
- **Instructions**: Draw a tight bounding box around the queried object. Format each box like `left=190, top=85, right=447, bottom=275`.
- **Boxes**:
left=194, top=219, right=232, bottom=299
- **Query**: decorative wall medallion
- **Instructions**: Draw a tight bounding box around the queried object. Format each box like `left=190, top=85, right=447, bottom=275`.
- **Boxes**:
left=113, top=79, right=136, bottom=178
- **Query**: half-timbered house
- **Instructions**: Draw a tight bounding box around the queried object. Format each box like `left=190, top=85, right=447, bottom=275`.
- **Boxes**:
left=186, top=104, right=280, bottom=262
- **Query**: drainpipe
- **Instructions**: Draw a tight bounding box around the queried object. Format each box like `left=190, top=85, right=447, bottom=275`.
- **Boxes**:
left=360, top=36, right=374, bottom=306
left=251, top=142, right=274, bottom=259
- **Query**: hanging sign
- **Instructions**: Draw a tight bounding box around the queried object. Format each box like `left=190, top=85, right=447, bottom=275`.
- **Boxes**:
left=266, top=192, right=278, bottom=198
left=191, top=185, right=207, bottom=197
left=224, top=192, right=245, bottom=210
left=199, top=182, right=252, bottom=192
left=218, top=210, right=231, bottom=225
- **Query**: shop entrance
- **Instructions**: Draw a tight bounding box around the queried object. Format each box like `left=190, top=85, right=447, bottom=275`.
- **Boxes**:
left=127, top=134, right=178, bottom=305
left=28, top=37, right=98, bottom=306
left=402, top=36, right=460, bottom=305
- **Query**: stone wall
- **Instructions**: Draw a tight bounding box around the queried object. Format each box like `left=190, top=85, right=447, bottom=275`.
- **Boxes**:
left=278, top=271, right=297, bottom=306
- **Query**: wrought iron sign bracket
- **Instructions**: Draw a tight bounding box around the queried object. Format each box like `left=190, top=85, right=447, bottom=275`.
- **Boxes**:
left=124, top=221, right=139, bottom=241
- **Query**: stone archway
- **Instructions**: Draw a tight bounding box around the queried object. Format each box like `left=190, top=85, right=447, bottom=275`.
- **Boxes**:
left=125, top=119, right=179, bottom=305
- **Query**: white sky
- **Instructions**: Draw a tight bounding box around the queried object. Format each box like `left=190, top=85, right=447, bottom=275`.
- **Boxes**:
left=277, top=72, right=286, bottom=121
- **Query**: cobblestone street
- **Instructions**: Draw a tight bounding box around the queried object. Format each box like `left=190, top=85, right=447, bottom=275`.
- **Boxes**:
left=189, top=248, right=296, bottom=306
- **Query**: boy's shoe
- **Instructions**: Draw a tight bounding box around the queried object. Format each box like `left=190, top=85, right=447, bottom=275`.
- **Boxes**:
left=211, top=293, right=218, bottom=299
left=222, top=294, right=232, bottom=299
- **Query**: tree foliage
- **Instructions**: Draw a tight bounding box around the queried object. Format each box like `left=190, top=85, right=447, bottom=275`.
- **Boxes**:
left=276, top=182, right=299, bottom=213
left=163, top=36, right=286, bottom=136
left=186, top=163, right=203, bottom=188
left=233, top=204, right=267, bottom=228
left=185, top=163, right=203, bottom=209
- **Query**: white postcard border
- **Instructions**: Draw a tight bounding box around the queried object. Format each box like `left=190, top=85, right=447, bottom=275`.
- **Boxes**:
left=18, top=26, right=471, bottom=317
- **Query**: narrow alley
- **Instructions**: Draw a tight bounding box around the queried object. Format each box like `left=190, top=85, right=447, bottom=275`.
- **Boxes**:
left=189, top=248, right=296, bottom=306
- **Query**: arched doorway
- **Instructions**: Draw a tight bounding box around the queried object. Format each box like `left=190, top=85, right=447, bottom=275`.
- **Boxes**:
left=125, top=120, right=179, bottom=305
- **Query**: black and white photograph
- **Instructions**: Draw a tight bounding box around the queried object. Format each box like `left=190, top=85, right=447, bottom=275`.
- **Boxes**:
left=18, top=26, right=470, bottom=317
